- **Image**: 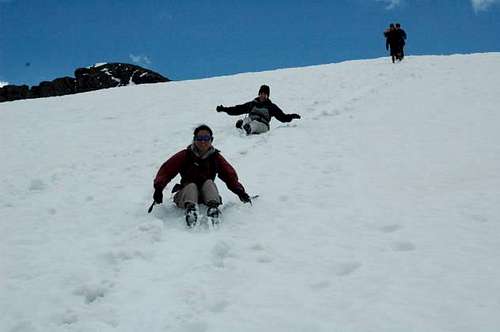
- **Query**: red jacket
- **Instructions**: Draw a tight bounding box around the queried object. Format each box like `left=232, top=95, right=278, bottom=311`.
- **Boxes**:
left=154, top=146, right=246, bottom=196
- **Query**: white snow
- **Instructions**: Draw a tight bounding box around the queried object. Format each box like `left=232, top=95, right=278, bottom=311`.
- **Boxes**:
left=1, top=53, right=500, bottom=332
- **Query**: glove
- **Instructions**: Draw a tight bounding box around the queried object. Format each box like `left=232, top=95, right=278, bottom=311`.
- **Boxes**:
left=153, top=189, right=163, bottom=204
left=290, top=113, right=301, bottom=120
left=238, top=192, right=251, bottom=204
left=216, top=105, right=224, bottom=112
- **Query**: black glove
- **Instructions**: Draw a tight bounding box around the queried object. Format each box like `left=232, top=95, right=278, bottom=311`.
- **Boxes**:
left=216, top=105, right=225, bottom=112
left=290, top=113, right=301, bottom=120
left=153, top=189, right=163, bottom=204
left=238, top=192, right=251, bottom=204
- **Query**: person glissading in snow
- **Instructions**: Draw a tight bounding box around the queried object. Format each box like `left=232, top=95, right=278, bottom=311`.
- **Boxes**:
left=152, top=124, right=251, bottom=227
left=216, top=84, right=301, bottom=135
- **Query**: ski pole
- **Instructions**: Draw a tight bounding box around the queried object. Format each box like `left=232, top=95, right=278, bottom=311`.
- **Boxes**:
left=147, top=201, right=156, bottom=213
left=249, top=194, right=259, bottom=206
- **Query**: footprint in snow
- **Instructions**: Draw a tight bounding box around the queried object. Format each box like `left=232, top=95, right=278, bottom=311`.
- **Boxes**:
left=332, top=262, right=362, bottom=276
left=250, top=243, right=265, bottom=251
left=212, top=241, right=232, bottom=268
left=73, top=281, right=114, bottom=304
left=278, top=195, right=289, bottom=202
left=256, top=256, right=273, bottom=263
left=58, top=309, right=79, bottom=325
left=28, top=179, right=46, bottom=191
left=391, top=241, right=416, bottom=252
left=379, top=224, right=402, bottom=233
left=209, top=300, right=230, bottom=313
left=310, top=280, right=331, bottom=290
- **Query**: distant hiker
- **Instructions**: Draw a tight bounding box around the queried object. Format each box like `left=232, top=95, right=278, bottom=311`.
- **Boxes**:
left=153, top=124, right=251, bottom=227
left=216, top=84, right=301, bottom=135
left=385, top=23, right=403, bottom=63
left=395, top=23, right=407, bottom=60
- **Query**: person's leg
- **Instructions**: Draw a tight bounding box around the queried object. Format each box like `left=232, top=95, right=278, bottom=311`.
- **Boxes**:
left=242, top=117, right=253, bottom=135
left=174, top=183, right=199, bottom=226
left=200, top=180, right=222, bottom=224
left=243, top=119, right=269, bottom=135
left=200, top=180, right=221, bottom=206
left=173, top=183, right=198, bottom=208
left=241, top=116, right=252, bottom=127
left=249, top=120, right=269, bottom=134
left=390, top=47, right=396, bottom=63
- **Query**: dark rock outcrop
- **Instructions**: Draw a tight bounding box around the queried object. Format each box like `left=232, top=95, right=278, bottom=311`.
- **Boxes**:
left=0, top=84, right=31, bottom=102
left=0, top=63, right=169, bottom=103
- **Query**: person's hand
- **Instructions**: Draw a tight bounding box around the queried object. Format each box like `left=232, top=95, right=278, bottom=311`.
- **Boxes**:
left=291, top=113, right=301, bottom=120
left=216, top=105, right=224, bottom=112
left=238, top=192, right=251, bottom=204
left=153, top=189, right=163, bottom=204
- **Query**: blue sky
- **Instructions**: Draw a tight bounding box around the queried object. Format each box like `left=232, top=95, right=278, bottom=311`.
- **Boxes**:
left=1, top=0, right=499, bottom=87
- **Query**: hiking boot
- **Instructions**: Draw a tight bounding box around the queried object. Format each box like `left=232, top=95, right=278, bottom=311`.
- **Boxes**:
left=243, top=123, right=252, bottom=135
left=185, top=203, right=197, bottom=227
left=235, top=119, right=243, bottom=129
left=207, top=206, right=220, bottom=225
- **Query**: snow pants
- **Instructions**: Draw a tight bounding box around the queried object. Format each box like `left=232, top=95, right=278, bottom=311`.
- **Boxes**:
left=242, top=117, right=269, bottom=135
left=173, top=180, right=221, bottom=208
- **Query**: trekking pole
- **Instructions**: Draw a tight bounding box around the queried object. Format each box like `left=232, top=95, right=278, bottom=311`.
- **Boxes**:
left=147, top=201, right=156, bottom=213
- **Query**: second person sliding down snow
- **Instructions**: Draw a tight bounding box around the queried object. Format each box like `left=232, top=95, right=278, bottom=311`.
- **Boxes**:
left=216, top=84, right=301, bottom=135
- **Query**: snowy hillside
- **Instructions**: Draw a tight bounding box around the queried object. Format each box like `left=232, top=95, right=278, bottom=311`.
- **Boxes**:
left=1, top=54, right=500, bottom=332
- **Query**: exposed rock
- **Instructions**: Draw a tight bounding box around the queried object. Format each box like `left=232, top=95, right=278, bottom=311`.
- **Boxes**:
left=52, top=77, right=77, bottom=96
left=0, top=84, right=30, bottom=102
left=0, top=63, right=169, bottom=103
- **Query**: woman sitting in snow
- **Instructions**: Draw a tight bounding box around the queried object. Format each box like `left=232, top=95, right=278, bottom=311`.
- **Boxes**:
left=152, top=124, right=251, bottom=227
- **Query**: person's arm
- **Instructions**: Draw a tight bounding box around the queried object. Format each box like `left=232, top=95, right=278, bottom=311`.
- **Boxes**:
left=215, top=154, right=249, bottom=201
left=216, top=101, right=254, bottom=116
left=270, top=103, right=301, bottom=123
left=153, top=150, right=187, bottom=191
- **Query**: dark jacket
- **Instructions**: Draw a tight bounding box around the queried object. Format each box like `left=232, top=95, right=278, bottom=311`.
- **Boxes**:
left=385, top=29, right=402, bottom=53
left=154, top=144, right=246, bottom=196
left=398, top=28, right=407, bottom=46
left=219, top=98, right=298, bottom=127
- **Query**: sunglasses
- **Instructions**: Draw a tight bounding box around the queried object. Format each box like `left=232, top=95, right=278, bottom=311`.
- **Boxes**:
left=194, top=135, right=212, bottom=142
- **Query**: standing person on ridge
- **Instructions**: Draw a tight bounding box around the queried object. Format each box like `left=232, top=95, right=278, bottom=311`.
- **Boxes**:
left=395, top=23, right=407, bottom=60
left=152, top=124, right=251, bottom=227
left=216, top=84, right=301, bottom=135
left=385, top=23, right=403, bottom=63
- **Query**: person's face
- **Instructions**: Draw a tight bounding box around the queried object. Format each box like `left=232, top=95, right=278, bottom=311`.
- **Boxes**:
left=193, top=129, right=212, bottom=153
left=258, top=92, right=269, bottom=102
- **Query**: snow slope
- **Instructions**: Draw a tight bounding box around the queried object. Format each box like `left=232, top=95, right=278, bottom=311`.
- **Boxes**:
left=1, top=54, right=500, bottom=332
